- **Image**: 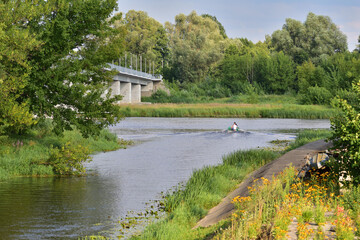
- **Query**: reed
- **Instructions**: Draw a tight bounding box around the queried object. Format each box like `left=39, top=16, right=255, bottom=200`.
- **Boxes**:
left=119, top=103, right=337, bottom=119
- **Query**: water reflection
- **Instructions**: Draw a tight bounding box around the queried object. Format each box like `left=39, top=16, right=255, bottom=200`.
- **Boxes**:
left=0, top=118, right=330, bottom=239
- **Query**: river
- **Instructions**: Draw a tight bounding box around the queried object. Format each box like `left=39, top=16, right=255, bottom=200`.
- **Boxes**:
left=0, top=118, right=330, bottom=239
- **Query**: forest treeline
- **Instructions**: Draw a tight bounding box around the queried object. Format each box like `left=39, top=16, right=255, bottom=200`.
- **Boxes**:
left=1, top=0, right=360, bottom=137
left=114, top=10, right=360, bottom=105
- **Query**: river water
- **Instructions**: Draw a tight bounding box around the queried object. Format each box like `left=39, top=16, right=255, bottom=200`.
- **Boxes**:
left=0, top=118, right=330, bottom=239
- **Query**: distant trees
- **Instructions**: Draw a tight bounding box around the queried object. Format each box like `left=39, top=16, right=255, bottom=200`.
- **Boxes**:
left=270, top=12, right=348, bottom=64
left=164, top=11, right=226, bottom=83
left=219, top=42, right=296, bottom=94
left=113, top=10, right=169, bottom=72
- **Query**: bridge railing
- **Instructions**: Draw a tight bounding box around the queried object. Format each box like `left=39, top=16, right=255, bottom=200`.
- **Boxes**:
left=108, top=63, right=162, bottom=81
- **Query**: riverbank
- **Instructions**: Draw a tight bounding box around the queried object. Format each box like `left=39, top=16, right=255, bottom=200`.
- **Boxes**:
left=119, top=103, right=337, bottom=119
left=112, top=129, right=331, bottom=239
left=0, top=123, right=130, bottom=181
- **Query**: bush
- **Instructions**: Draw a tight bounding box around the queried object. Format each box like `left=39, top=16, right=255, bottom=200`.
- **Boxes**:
left=147, top=89, right=170, bottom=103
left=336, top=89, right=360, bottom=108
left=328, top=80, right=360, bottom=186
left=300, top=86, right=332, bottom=105
left=48, top=142, right=92, bottom=175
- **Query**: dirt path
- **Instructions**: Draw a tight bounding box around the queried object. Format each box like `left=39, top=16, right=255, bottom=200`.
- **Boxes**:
left=194, top=139, right=333, bottom=228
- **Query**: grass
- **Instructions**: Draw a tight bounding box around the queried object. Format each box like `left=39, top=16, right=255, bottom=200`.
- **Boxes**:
left=98, top=129, right=329, bottom=240
left=0, top=121, right=130, bottom=181
left=119, top=103, right=338, bottom=119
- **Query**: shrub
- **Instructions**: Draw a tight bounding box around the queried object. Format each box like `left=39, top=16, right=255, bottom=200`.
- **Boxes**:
left=148, top=89, right=170, bottom=103
left=336, top=89, right=360, bottom=108
left=328, top=80, right=360, bottom=186
left=300, top=86, right=332, bottom=105
left=48, top=142, right=92, bottom=175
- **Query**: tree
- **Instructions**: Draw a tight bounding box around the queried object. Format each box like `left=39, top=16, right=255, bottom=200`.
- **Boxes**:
left=165, top=11, right=226, bottom=83
left=271, top=12, right=348, bottom=63
left=297, top=61, right=327, bottom=94
left=113, top=10, right=169, bottom=72
left=201, top=14, right=227, bottom=39
left=328, top=80, right=360, bottom=186
left=258, top=52, right=296, bottom=94
left=0, top=1, right=44, bottom=134
left=24, top=0, right=125, bottom=137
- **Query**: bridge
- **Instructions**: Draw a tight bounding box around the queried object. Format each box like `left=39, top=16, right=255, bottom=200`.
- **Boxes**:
left=105, top=63, right=165, bottom=103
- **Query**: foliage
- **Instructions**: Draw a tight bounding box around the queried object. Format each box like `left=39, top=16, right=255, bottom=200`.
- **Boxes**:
left=201, top=14, right=227, bottom=39
left=219, top=43, right=296, bottom=95
left=48, top=142, right=92, bottom=175
left=300, top=86, right=332, bottom=105
left=113, top=10, right=169, bottom=73
left=297, top=61, right=327, bottom=94
left=270, top=12, right=348, bottom=63
left=0, top=1, right=42, bottom=134
left=0, top=119, right=126, bottom=180
left=22, top=0, right=124, bottom=137
left=164, top=11, right=226, bottom=83
left=328, top=80, right=360, bottom=186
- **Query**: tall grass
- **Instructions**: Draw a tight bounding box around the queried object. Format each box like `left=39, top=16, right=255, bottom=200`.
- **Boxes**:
left=120, top=103, right=337, bottom=119
left=128, top=129, right=330, bottom=240
left=0, top=121, right=126, bottom=181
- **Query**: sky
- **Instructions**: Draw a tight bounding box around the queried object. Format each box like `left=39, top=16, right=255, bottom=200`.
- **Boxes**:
left=116, top=0, right=360, bottom=51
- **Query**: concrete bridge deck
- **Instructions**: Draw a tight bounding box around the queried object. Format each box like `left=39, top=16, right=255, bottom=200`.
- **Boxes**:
left=106, top=63, right=165, bottom=103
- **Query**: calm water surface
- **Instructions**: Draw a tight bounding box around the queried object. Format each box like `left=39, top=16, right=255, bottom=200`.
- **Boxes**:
left=0, top=118, right=330, bottom=239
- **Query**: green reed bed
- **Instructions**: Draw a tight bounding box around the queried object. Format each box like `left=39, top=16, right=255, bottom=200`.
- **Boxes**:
left=120, top=103, right=337, bottom=119
left=126, top=129, right=331, bottom=240
left=0, top=123, right=127, bottom=181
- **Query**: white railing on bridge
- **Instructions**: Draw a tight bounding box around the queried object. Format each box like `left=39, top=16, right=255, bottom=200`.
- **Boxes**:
left=108, top=63, right=162, bottom=81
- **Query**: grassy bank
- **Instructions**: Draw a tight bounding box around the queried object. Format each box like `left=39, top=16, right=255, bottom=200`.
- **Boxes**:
left=0, top=122, right=128, bottom=181
left=116, top=129, right=330, bottom=240
left=119, top=103, right=337, bottom=119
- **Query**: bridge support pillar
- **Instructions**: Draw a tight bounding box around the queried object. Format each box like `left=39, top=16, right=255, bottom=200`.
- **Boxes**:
left=141, top=82, right=153, bottom=97
left=131, top=84, right=141, bottom=103
left=120, top=82, right=131, bottom=103
left=110, top=81, right=120, bottom=99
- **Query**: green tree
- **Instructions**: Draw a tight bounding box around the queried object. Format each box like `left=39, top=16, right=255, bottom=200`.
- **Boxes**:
left=271, top=12, right=347, bottom=63
left=24, top=0, right=124, bottom=137
left=0, top=1, right=45, bottom=134
left=201, top=14, right=227, bottom=39
left=165, top=11, right=226, bottom=83
left=329, top=80, right=360, bottom=186
left=258, top=52, right=296, bottom=94
left=113, top=10, right=169, bottom=72
left=297, top=61, right=327, bottom=93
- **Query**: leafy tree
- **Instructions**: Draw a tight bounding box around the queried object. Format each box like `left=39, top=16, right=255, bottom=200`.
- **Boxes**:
left=113, top=10, right=169, bottom=72
left=319, top=52, right=360, bottom=91
left=201, top=14, right=227, bottom=39
left=296, top=61, right=327, bottom=93
left=271, top=12, right=347, bottom=63
left=165, top=11, right=226, bottom=83
left=24, top=0, right=124, bottom=137
left=258, top=52, right=296, bottom=94
left=328, top=80, right=360, bottom=186
left=0, top=1, right=44, bottom=134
